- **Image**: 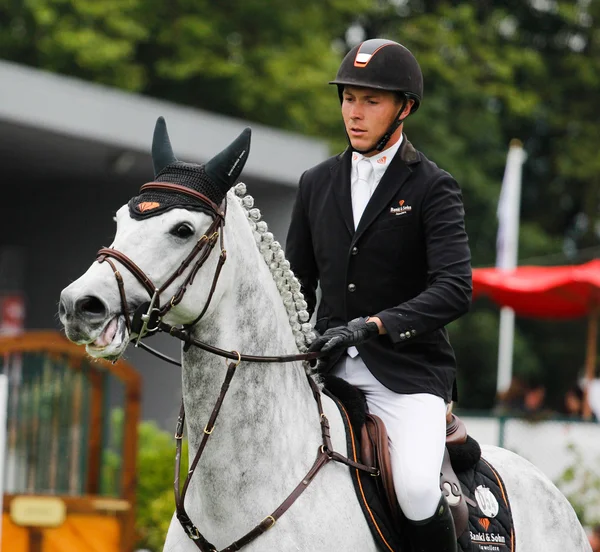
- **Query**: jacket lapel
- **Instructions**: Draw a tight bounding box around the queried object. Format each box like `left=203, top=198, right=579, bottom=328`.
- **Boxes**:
left=353, top=136, right=420, bottom=243
left=330, top=148, right=355, bottom=236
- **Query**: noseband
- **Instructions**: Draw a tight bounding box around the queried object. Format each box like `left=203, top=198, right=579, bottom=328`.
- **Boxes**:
left=97, top=182, right=227, bottom=341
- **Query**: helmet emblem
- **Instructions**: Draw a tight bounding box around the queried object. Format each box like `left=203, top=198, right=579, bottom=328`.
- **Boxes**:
left=355, top=52, right=373, bottom=67
left=354, top=42, right=392, bottom=67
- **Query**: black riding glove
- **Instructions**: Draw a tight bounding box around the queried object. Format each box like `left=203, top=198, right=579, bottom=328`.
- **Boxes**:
left=308, top=317, right=379, bottom=372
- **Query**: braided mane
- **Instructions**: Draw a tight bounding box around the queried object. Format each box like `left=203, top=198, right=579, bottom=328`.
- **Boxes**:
left=232, top=183, right=316, bottom=353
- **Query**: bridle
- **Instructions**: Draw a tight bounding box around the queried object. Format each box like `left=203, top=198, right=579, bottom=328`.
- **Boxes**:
left=97, top=181, right=228, bottom=343
left=95, top=180, right=378, bottom=552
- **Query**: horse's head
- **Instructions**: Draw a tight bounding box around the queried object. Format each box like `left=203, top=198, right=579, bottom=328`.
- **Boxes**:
left=59, top=117, right=251, bottom=360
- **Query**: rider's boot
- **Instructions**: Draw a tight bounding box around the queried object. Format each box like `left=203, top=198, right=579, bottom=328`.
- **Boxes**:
left=407, top=495, right=457, bottom=552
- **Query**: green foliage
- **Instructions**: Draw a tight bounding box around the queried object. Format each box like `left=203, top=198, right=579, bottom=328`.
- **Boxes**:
left=0, top=0, right=371, bottom=136
left=371, top=1, right=600, bottom=408
left=2, top=0, right=599, bottom=408
left=555, top=443, right=600, bottom=527
left=100, top=409, right=188, bottom=551
left=136, top=417, right=189, bottom=551
left=1, top=0, right=148, bottom=89
left=450, top=305, right=541, bottom=409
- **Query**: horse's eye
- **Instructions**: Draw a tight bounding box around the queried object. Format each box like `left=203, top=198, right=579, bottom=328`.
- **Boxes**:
left=171, top=224, right=194, bottom=239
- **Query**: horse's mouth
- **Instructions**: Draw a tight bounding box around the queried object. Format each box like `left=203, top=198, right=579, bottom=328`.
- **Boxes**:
left=86, top=315, right=129, bottom=359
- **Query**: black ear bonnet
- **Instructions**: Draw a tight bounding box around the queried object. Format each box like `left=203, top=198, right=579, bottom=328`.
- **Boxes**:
left=129, top=117, right=251, bottom=219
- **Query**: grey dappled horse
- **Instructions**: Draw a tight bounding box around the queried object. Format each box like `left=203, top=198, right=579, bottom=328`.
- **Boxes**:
left=59, top=120, right=590, bottom=552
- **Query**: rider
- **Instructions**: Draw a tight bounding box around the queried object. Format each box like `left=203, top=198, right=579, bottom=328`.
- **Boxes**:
left=286, top=38, right=472, bottom=552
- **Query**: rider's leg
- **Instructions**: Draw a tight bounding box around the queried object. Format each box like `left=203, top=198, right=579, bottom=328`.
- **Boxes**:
left=331, top=355, right=457, bottom=552
left=406, top=495, right=457, bottom=552
left=380, top=393, right=447, bottom=521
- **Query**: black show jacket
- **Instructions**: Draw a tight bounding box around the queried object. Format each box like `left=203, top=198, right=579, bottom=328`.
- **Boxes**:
left=286, top=136, right=472, bottom=402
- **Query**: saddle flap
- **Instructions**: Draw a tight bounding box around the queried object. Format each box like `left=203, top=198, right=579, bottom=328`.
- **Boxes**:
left=359, top=423, right=375, bottom=467
left=360, top=413, right=399, bottom=522
left=360, top=412, right=470, bottom=539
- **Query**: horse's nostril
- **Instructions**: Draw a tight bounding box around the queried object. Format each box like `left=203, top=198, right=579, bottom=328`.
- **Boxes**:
left=75, top=295, right=107, bottom=318
left=58, top=299, right=67, bottom=318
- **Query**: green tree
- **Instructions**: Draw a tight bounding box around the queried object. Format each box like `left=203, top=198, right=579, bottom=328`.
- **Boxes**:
left=99, top=409, right=188, bottom=551
left=2, top=0, right=598, bottom=408
left=0, top=0, right=371, bottom=138
left=555, top=443, right=600, bottom=527
left=136, top=417, right=188, bottom=550
left=364, top=1, right=599, bottom=408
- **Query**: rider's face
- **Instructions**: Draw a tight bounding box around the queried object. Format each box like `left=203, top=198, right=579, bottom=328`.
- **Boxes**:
left=341, top=86, right=412, bottom=156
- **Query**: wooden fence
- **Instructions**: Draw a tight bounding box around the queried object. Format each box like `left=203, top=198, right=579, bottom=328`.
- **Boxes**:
left=0, top=332, right=141, bottom=552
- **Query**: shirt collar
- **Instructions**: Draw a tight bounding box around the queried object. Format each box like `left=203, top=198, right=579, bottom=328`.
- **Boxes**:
left=351, top=134, right=404, bottom=176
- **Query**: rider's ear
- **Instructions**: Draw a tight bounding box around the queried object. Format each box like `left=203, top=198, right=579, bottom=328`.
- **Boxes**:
left=205, top=128, right=252, bottom=196
left=152, top=116, right=178, bottom=176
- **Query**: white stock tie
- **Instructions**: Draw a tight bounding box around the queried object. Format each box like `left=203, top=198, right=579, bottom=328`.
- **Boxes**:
left=353, top=158, right=374, bottom=230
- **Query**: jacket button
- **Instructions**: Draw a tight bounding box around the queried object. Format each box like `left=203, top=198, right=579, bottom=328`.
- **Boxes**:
left=411, top=329, right=417, bottom=336
left=399, top=333, right=406, bottom=340
left=351, top=246, right=358, bottom=256
left=348, top=283, right=356, bottom=292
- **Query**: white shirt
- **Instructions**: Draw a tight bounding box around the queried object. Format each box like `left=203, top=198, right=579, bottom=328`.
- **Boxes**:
left=350, top=134, right=404, bottom=223
left=347, top=135, right=403, bottom=358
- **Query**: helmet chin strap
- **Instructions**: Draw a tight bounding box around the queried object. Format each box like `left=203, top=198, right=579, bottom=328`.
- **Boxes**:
left=349, top=97, right=408, bottom=155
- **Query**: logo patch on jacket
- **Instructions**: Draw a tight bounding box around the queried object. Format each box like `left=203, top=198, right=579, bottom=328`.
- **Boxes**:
left=389, top=199, right=412, bottom=216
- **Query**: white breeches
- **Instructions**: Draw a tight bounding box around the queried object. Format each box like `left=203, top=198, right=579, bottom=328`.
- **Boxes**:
left=331, top=354, right=447, bottom=521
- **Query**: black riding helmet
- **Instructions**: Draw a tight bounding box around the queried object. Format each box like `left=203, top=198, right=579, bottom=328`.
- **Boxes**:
left=330, top=39, right=423, bottom=153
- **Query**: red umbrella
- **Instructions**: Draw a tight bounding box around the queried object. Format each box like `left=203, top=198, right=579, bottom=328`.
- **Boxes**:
left=472, top=259, right=600, bottom=418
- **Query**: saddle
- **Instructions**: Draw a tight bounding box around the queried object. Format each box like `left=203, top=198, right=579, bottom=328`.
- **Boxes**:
left=360, top=411, right=470, bottom=537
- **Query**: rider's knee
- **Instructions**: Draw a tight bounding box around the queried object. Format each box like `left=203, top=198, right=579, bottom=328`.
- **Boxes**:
left=397, top=476, right=441, bottom=521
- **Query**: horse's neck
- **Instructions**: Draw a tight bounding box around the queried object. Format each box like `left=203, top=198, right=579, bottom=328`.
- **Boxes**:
left=180, top=223, right=321, bottom=523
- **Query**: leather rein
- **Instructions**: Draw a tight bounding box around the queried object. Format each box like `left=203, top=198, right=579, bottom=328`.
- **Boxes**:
left=96, top=181, right=378, bottom=552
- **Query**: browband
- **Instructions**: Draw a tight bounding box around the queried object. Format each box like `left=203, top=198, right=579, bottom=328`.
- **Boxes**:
left=140, top=182, right=225, bottom=218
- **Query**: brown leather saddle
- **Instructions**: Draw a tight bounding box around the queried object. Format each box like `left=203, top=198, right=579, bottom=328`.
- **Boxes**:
left=360, top=412, right=469, bottom=537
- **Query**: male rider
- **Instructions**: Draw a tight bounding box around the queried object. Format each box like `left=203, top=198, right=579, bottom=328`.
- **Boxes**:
left=286, top=38, right=472, bottom=552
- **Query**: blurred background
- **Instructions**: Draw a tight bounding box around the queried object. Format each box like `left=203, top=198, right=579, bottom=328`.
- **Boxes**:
left=0, top=0, right=599, bottom=550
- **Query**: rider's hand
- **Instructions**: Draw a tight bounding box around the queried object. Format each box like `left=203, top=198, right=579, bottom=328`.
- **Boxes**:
left=308, top=317, right=380, bottom=371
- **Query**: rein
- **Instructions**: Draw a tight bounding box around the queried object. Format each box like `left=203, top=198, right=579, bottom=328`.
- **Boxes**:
left=161, top=321, right=321, bottom=363
left=98, top=181, right=378, bottom=551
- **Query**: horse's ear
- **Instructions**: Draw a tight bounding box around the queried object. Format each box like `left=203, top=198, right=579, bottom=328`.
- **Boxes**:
left=152, top=116, right=177, bottom=176
left=205, top=128, right=251, bottom=196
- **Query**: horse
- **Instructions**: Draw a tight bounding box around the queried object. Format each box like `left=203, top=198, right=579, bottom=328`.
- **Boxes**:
left=59, top=118, right=591, bottom=552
